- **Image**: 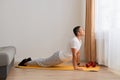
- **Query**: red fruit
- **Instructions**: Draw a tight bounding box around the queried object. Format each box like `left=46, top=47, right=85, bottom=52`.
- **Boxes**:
left=86, top=64, right=90, bottom=68
left=92, top=63, right=96, bottom=67
left=89, top=61, right=94, bottom=66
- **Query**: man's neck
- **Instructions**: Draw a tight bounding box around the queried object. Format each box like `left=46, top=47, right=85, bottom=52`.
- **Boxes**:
left=76, top=36, right=81, bottom=40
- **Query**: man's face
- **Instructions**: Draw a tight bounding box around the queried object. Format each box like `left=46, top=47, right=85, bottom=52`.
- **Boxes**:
left=78, top=28, right=85, bottom=36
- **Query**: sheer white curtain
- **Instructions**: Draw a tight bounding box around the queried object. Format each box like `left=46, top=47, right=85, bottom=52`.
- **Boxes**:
left=95, top=0, right=120, bottom=71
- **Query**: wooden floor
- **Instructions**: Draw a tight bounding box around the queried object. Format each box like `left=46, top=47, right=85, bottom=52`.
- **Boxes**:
left=7, top=63, right=120, bottom=80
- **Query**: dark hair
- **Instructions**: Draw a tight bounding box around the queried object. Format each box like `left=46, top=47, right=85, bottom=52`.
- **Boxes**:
left=73, top=26, right=81, bottom=36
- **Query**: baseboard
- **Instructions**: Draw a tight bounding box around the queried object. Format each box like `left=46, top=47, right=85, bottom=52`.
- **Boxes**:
left=109, top=68, right=120, bottom=76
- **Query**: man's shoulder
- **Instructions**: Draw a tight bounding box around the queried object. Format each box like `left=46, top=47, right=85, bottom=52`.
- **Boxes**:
left=70, top=37, right=77, bottom=44
left=71, top=37, right=78, bottom=41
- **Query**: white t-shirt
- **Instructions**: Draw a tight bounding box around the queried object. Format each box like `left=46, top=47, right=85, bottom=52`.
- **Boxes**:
left=59, top=37, right=82, bottom=61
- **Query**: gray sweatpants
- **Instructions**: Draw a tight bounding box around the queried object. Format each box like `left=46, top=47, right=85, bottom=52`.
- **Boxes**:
left=26, top=51, right=63, bottom=67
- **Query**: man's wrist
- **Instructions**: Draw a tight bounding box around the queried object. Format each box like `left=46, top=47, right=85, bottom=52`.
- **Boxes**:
left=77, top=63, right=80, bottom=66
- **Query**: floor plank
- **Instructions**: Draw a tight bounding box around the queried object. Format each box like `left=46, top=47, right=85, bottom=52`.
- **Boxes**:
left=7, top=63, right=120, bottom=80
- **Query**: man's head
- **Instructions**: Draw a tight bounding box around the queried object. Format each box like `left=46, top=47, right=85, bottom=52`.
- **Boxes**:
left=73, top=26, right=85, bottom=37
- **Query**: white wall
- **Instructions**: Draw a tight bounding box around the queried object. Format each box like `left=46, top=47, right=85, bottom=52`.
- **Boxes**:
left=0, top=0, right=86, bottom=62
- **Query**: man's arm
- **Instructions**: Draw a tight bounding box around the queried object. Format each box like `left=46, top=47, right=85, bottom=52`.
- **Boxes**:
left=71, top=48, right=82, bottom=70
left=77, top=50, right=80, bottom=65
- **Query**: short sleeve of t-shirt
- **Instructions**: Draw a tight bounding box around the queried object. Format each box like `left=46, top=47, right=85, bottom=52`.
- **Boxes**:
left=70, top=37, right=82, bottom=51
left=70, top=39, right=78, bottom=49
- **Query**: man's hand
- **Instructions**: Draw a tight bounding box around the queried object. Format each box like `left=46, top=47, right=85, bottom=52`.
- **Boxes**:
left=74, top=66, right=83, bottom=70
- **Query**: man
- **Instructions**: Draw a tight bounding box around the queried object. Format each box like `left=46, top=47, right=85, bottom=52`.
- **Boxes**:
left=18, top=26, right=85, bottom=70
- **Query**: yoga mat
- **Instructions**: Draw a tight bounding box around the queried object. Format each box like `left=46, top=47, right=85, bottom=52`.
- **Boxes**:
left=15, top=65, right=100, bottom=72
